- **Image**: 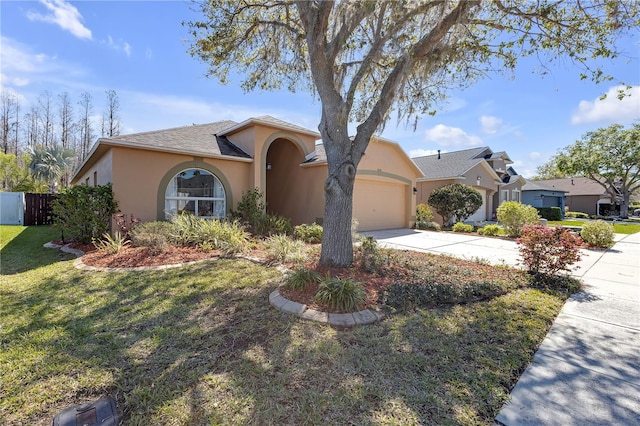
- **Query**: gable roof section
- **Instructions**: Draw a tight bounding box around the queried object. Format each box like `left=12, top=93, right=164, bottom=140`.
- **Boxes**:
left=413, top=147, right=495, bottom=180
left=220, top=115, right=321, bottom=138
left=533, top=177, right=609, bottom=196
left=105, top=120, right=246, bottom=157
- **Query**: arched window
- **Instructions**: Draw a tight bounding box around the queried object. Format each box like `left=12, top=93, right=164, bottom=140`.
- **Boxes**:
left=165, top=169, right=225, bottom=219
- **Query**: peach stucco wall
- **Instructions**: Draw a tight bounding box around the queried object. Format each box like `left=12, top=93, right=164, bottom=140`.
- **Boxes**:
left=75, top=148, right=113, bottom=187
left=109, top=147, right=251, bottom=222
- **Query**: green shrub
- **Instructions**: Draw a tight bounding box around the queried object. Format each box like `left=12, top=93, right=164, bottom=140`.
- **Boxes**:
left=536, top=207, right=562, bottom=221
left=265, top=234, right=306, bottom=264
left=428, top=183, right=483, bottom=225
left=284, top=266, right=321, bottom=290
left=130, top=221, right=175, bottom=251
left=257, top=214, right=293, bottom=236
left=314, top=276, right=366, bottom=312
left=357, top=236, right=391, bottom=272
left=518, top=225, right=582, bottom=275
left=166, top=215, right=247, bottom=254
left=294, top=223, right=323, bottom=243
left=580, top=220, right=615, bottom=248
left=92, top=231, right=129, bottom=254
left=478, top=224, right=501, bottom=236
left=416, top=203, right=434, bottom=223
left=52, top=183, right=119, bottom=243
left=566, top=211, right=589, bottom=219
left=452, top=222, right=474, bottom=233
left=230, top=188, right=265, bottom=233
left=497, top=201, right=539, bottom=237
left=416, top=221, right=441, bottom=231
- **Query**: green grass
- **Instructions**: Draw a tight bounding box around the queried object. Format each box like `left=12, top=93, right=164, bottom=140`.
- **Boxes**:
left=1, top=226, right=573, bottom=425
left=548, top=220, right=640, bottom=234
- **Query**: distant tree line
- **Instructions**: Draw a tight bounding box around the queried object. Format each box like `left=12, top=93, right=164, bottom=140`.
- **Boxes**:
left=0, top=89, right=121, bottom=165
left=0, top=89, right=121, bottom=192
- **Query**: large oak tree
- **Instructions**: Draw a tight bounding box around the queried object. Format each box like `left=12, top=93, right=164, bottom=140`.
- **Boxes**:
left=554, top=123, right=640, bottom=218
left=187, top=1, right=637, bottom=267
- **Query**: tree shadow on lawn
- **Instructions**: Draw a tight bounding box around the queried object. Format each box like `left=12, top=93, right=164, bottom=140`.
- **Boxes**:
left=0, top=225, right=73, bottom=275
left=4, top=259, right=570, bottom=425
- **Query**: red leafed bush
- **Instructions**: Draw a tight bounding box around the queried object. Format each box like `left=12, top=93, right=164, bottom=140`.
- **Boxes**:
left=517, top=225, right=583, bottom=275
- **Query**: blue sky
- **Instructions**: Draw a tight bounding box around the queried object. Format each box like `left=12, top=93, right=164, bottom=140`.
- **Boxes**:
left=2, top=0, right=639, bottom=178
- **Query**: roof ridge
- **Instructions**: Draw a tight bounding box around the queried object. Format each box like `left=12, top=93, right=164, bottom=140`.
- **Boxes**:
left=109, top=120, right=237, bottom=140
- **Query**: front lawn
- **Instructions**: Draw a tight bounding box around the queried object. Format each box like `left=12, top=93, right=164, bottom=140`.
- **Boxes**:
left=1, top=225, right=575, bottom=425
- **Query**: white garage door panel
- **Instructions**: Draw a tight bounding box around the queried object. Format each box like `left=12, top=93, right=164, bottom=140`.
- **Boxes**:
left=353, top=180, right=406, bottom=231
left=467, top=188, right=486, bottom=222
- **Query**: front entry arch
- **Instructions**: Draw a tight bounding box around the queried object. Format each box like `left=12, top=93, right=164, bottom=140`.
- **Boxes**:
left=265, top=138, right=308, bottom=224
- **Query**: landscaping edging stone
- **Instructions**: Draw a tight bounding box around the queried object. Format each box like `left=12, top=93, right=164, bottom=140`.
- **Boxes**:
left=269, top=289, right=384, bottom=327
left=45, top=241, right=382, bottom=327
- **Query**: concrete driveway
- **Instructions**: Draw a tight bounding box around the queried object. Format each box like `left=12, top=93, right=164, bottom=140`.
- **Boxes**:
left=363, top=229, right=640, bottom=426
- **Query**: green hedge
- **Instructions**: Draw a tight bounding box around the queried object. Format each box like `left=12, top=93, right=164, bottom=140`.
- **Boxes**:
left=566, top=211, right=589, bottom=219
left=536, top=207, right=562, bottom=221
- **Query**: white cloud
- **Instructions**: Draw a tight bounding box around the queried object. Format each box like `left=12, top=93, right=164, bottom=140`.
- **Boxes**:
left=103, top=35, right=132, bottom=57
left=571, top=85, right=640, bottom=125
left=409, top=148, right=443, bottom=158
left=0, top=73, right=30, bottom=88
left=480, top=115, right=503, bottom=134
left=424, top=124, right=483, bottom=147
left=528, top=151, right=541, bottom=160
left=26, top=0, right=92, bottom=40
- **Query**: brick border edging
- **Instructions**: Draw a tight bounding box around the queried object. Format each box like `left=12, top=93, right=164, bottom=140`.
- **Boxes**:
left=269, top=289, right=384, bottom=327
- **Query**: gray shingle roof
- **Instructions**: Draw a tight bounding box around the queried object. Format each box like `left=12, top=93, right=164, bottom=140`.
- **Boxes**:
left=412, top=147, right=488, bottom=179
left=106, top=120, right=251, bottom=158
left=522, top=179, right=567, bottom=192
left=303, top=143, right=327, bottom=164
left=530, top=177, right=609, bottom=196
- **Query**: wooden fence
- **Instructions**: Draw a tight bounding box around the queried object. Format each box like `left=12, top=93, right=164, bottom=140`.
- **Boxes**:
left=24, top=193, right=56, bottom=226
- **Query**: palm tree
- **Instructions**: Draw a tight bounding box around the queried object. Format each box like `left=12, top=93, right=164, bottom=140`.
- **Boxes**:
left=28, top=144, right=76, bottom=192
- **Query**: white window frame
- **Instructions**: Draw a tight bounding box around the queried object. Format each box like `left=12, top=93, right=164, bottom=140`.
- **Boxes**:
left=165, top=169, right=226, bottom=219
left=512, top=190, right=521, bottom=203
left=501, top=189, right=509, bottom=203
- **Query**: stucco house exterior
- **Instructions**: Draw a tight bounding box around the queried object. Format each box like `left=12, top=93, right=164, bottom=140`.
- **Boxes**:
left=521, top=180, right=567, bottom=213
left=528, top=177, right=619, bottom=216
left=71, top=116, right=422, bottom=232
left=412, top=147, right=525, bottom=224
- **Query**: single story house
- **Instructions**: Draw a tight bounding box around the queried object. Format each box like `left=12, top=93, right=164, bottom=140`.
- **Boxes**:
left=531, top=177, right=618, bottom=216
left=521, top=180, right=567, bottom=213
left=412, top=147, right=526, bottom=224
left=71, top=116, right=422, bottom=231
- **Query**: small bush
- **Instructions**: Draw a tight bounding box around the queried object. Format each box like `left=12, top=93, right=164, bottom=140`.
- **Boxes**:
left=566, top=211, right=589, bottom=219
left=314, top=276, right=366, bottom=312
left=284, top=266, right=321, bottom=290
left=518, top=224, right=582, bottom=275
left=428, top=183, right=483, bottom=225
left=416, top=221, right=441, bottom=231
left=130, top=220, right=175, bottom=252
left=581, top=220, right=615, bottom=248
left=416, top=203, right=434, bottom=223
left=265, top=234, right=306, bottom=264
left=478, top=224, right=501, bottom=236
left=294, top=223, right=323, bottom=243
left=536, top=207, right=562, bottom=221
left=257, top=214, right=293, bottom=236
left=92, top=231, right=129, bottom=254
left=452, top=222, right=474, bottom=233
left=230, top=188, right=265, bottom=233
left=497, top=201, right=539, bottom=237
left=357, top=237, right=393, bottom=272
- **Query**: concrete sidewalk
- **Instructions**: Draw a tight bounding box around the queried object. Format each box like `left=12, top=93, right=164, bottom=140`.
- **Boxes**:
left=364, top=229, right=640, bottom=425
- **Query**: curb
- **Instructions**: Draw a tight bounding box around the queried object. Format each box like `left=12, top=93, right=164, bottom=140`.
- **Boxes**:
left=269, top=289, right=384, bottom=327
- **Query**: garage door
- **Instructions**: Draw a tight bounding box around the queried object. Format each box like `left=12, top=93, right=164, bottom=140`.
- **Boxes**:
left=353, top=180, right=406, bottom=231
left=467, top=188, right=486, bottom=222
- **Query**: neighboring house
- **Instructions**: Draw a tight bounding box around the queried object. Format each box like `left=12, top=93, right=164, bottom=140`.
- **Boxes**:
left=528, top=177, right=618, bottom=216
left=412, top=147, right=526, bottom=224
left=71, top=116, right=422, bottom=232
left=521, top=180, right=567, bottom=213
